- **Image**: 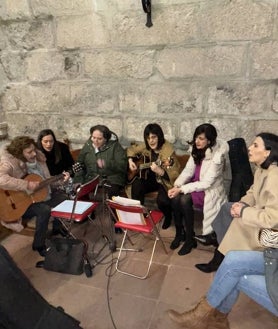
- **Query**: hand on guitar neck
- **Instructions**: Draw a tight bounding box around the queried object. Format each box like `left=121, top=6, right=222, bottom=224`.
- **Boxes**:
left=127, top=155, right=173, bottom=184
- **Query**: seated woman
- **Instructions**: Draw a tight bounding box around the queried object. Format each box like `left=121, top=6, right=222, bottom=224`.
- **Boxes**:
left=168, top=123, right=228, bottom=255
left=37, top=129, right=74, bottom=176
left=196, top=132, right=278, bottom=273
left=127, top=123, right=180, bottom=229
left=73, top=125, right=127, bottom=199
left=168, top=249, right=278, bottom=329
left=0, top=136, right=70, bottom=258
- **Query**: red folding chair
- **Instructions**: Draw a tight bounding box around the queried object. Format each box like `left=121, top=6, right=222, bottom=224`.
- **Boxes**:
left=106, top=198, right=168, bottom=279
left=51, top=176, right=100, bottom=238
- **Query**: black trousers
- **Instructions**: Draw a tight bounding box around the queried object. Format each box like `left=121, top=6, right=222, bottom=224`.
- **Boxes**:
left=131, top=177, right=172, bottom=220
left=22, top=191, right=67, bottom=250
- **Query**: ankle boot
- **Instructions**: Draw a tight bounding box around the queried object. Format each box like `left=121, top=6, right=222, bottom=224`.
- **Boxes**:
left=195, top=231, right=218, bottom=247
left=167, top=297, right=214, bottom=328
left=207, top=310, right=230, bottom=329
left=170, top=226, right=185, bottom=250
left=178, top=239, right=197, bottom=255
left=195, top=249, right=224, bottom=273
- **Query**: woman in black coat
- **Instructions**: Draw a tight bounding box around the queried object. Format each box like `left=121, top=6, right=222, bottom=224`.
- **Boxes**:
left=37, top=129, right=74, bottom=176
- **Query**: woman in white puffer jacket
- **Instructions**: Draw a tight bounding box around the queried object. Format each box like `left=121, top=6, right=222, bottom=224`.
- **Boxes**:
left=168, top=123, right=228, bottom=256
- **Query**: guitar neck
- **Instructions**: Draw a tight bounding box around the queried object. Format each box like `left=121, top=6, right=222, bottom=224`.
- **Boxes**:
left=139, top=160, right=162, bottom=170
left=34, top=174, right=63, bottom=192
left=139, top=162, right=152, bottom=170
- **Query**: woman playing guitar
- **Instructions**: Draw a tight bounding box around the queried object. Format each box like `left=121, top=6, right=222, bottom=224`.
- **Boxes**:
left=127, top=123, right=180, bottom=229
left=0, top=136, right=70, bottom=260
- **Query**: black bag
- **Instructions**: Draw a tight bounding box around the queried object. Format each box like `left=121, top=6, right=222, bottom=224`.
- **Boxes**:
left=0, top=245, right=83, bottom=329
left=44, top=237, right=88, bottom=275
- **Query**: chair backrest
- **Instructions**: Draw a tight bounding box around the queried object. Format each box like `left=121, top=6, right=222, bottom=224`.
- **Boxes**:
left=106, top=199, right=147, bottom=225
left=107, top=199, right=145, bottom=214
left=76, top=175, right=100, bottom=200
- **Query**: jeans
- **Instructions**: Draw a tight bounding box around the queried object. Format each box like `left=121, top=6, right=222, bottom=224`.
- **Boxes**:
left=206, top=250, right=278, bottom=316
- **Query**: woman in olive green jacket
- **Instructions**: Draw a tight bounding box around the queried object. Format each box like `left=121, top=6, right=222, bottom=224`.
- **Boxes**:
left=74, top=125, right=127, bottom=199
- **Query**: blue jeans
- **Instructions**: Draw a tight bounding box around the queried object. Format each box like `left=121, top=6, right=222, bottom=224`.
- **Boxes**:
left=206, top=250, right=278, bottom=316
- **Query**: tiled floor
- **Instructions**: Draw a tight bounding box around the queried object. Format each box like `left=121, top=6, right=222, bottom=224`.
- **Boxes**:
left=1, top=210, right=277, bottom=329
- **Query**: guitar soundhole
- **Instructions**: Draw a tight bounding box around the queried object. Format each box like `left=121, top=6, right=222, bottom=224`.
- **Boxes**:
left=4, top=190, right=16, bottom=209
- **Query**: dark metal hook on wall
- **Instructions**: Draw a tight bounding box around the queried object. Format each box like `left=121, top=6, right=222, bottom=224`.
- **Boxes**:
left=141, top=0, right=153, bottom=28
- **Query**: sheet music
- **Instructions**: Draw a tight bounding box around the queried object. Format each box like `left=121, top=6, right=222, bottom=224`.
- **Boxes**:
left=112, top=196, right=145, bottom=225
left=52, top=200, right=93, bottom=214
left=112, top=196, right=141, bottom=206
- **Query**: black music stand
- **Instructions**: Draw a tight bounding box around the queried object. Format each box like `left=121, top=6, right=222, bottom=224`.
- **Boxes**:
left=88, top=176, right=117, bottom=269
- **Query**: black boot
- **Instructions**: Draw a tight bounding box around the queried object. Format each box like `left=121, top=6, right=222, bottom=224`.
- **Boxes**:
left=170, top=226, right=185, bottom=250
left=195, top=249, right=224, bottom=273
left=178, top=239, right=197, bottom=256
left=195, top=231, right=218, bottom=247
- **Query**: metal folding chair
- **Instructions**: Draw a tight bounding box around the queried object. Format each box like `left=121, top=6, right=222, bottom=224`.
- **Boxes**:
left=106, top=198, right=168, bottom=279
left=51, top=175, right=100, bottom=238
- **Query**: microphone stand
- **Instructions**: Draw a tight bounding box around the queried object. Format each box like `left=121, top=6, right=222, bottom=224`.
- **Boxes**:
left=100, top=175, right=116, bottom=252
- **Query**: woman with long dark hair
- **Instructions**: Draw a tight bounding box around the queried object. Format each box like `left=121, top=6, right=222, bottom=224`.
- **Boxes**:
left=37, top=129, right=74, bottom=176
left=168, top=123, right=228, bottom=255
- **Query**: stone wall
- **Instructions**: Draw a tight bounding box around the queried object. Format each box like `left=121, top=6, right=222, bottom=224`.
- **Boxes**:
left=0, top=0, right=277, bottom=150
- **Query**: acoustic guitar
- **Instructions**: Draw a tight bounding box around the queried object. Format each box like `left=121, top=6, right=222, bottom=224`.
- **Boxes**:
left=127, top=155, right=173, bottom=184
left=0, top=163, right=83, bottom=222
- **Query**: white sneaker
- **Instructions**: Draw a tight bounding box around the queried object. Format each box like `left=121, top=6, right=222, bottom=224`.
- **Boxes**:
left=1, top=220, right=24, bottom=233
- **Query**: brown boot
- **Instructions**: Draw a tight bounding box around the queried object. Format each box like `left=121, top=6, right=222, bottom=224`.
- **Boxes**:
left=207, top=309, right=230, bottom=329
left=167, top=297, right=214, bottom=328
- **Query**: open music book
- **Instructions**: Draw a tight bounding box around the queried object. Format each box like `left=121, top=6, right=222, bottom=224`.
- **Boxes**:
left=112, top=196, right=146, bottom=225
left=51, top=200, right=93, bottom=214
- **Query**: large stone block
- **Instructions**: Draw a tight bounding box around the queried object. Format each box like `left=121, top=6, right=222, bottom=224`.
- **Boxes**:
left=4, top=112, right=51, bottom=138
left=199, top=0, right=273, bottom=41
left=118, top=83, right=143, bottom=113
left=111, top=4, right=199, bottom=46
left=1, top=51, right=27, bottom=81
left=70, top=83, right=117, bottom=114
left=26, top=51, right=65, bottom=82
left=84, top=50, right=154, bottom=79
left=250, top=42, right=278, bottom=79
left=93, top=0, right=140, bottom=12
left=180, top=119, right=241, bottom=146
left=254, top=120, right=278, bottom=136
left=143, top=82, right=203, bottom=114
left=59, top=116, right=124, bottom=143
left=0, top=0, right=31, bottom=20
left=208, top=83, right=275, bottom=115
left=56, top=15, right=109, bottom=49
left=125, top=118, right=176, bottom=143
left=0, top=64, right=9, bottom=93
left=3, top=20, right=54, bottom=50
left=156, top=45, right=245, bottom=78
left=0, top=27, right=7, bottom=50
left=30, top=0, right=93, bottom=16
left=1, top=83, right=71, bottom=113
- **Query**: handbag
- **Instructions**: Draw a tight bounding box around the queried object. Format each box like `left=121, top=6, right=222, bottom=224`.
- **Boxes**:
left=44, top=237, right=87, bottom=275
left=259, top=229, right=278, bottom=248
